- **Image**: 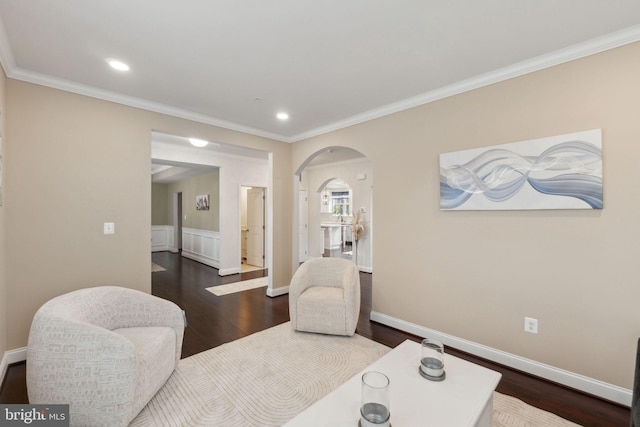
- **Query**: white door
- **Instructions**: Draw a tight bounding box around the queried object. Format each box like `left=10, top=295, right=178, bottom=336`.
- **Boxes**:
left=247, top=187, right=265, bottom=267
left=298, top=189, right=308, bottom=262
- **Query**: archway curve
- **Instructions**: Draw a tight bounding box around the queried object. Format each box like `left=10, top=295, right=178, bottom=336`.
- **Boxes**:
left=292, top=146, right=372, bottom=277
left=317, top=177, right=341, bottom=193
left=294, top=146, right=367, bottom=176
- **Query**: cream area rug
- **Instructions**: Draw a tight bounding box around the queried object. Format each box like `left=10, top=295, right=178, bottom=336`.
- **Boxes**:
left=130, top=322, right=582, bottom=427
left=130, top=322, right=389, bottom=426
left=151, top=263, right=166, bottom=272
left=206, top=276, right=268, bottom=296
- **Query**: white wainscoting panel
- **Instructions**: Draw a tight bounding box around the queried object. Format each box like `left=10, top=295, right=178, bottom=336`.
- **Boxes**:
left=151, top=226, right=176, bottom=252
left=182, top=228, right=220, bottom=269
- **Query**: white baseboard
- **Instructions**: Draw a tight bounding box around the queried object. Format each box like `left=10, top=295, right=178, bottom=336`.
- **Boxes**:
left=267, top=285, right=289, bottom=297
left=0, top=353, right=6, bottom=386
left=5, top=347, right=27, bottom=364
left=1, top=347, right=28, bottom=385
left=218, top=267, right=240, bottom=276
left=181, top=251, right=220, bottom=270
left=370, top=311, right=632, bottom=407
left=9, top=310, right=627, bottom=406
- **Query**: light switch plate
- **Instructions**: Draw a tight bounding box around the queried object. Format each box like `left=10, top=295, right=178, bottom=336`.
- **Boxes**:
left=104, top=222, right=115, bottom=235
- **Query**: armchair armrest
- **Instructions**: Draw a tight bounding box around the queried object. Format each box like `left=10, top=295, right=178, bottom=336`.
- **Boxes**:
left=97, top=287, right=185, bottom=363
left=27, top=315, right=138, bottom=420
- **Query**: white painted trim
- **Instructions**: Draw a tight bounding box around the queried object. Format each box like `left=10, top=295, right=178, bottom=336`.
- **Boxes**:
left=218, top=267, right=240, bottom=276
left=181, top=227, right=221, bottom=269
left=370, top=311, right=632, bottom=407
left=1, top=347, right=28, bottom=385
left=5, top=347, right=27, bottom=364
left=6, top=66, right=290, bottom=143
left=267, top=285, right=289, bottom=297
left=289, top=24, right=640, bottom=142
left=181, top=251, right=218, bottom=269
left=151, top=225, right=175, bottom=252
left=1, top=24, right=639, bottom=144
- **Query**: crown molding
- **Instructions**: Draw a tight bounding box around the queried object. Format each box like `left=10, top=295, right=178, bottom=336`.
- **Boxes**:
left=9, top=67, right=292, bottom=142
left=289, top=24, right=640, bottom=143
left=1, top=19, right=639, bottom=145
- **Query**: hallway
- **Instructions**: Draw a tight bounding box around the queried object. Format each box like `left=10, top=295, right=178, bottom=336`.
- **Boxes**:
left=151, top=251, right=272, bottom=358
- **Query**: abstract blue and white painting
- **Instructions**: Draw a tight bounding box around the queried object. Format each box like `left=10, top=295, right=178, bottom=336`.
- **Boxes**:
left=439, top=129, right=602, bottom=210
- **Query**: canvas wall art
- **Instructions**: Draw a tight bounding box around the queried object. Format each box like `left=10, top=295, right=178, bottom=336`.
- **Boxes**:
left=439, top=129, right=602, bottom=210
left=196, top=194, right=210, bottom=210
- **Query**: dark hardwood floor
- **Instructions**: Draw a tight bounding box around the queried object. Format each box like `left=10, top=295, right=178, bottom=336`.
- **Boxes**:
left=1, top=251, right=631, bottom=426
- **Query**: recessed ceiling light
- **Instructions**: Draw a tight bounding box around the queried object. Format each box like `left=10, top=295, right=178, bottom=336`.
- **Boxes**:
left=107, top=59, right=130, bottom=72
left=189, top=138, right=209, bottom=148
left=276, top=112, right=289, bottom=120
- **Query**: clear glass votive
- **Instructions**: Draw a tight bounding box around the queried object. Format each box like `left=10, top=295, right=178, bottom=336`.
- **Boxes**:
left=360, top=371, right=390, bottom=427
left=420, top=338, right=445, bottom=380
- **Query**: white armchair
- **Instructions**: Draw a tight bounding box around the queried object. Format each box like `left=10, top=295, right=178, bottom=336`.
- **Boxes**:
left=27, top=286, right=185, bottom=427
left=289, top=257, right=360, bottom=336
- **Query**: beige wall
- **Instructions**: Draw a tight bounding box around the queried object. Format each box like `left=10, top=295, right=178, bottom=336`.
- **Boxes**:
left=151, top=183, right=169, bottom=225
left=292, top=42, right=640, bottom=389
left=0, top=66, right=6, bottom=360
left=167, top=170, right=220, bottom=231
left=4, top=80, right=292, bottom=349
left=152, top=172, right=222, bottom=230
left=6, top=32, right=637, bottom=395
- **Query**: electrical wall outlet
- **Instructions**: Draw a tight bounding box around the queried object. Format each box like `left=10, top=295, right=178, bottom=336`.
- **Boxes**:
left=524, top=317, right=538, bottom=334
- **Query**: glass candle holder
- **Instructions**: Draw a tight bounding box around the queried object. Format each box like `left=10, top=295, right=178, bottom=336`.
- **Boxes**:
left=420, top=338, right=445, bottom=380
left=360, top=371, right=390, bottom=427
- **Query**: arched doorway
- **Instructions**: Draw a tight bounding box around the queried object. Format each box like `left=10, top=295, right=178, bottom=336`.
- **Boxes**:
left=319, top=178, right=353, bottom=259
left=293, top=147, right=372, bottom=274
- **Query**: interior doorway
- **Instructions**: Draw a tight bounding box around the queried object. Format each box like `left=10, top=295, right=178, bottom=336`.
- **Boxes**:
left=241, top=186, right=266, bottom=271
left=152, top=131, right=271, bottom=280
left=292, top=146, right=372, bottom=276
left=173, top=192, right=183, bottom=252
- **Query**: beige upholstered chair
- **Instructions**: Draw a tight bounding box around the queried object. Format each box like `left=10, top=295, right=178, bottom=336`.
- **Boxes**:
left=289, top=257, right=360, bottom=336
left=27, top=286, right=185, bottom=427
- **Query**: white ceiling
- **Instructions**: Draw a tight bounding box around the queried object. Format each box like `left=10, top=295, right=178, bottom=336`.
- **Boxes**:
left=151, top=131, right=270, bottom=183
left=1, top=1, right=640, bottom=143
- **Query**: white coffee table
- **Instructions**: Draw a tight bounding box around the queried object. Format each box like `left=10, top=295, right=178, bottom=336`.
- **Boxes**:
left=284, top=339, right=501, bottom=427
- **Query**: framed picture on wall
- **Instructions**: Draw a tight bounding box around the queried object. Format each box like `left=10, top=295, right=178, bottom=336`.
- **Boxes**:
left=439, top=129, right=602, bottom=210
left=196, top=194, right=210, bottom=210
